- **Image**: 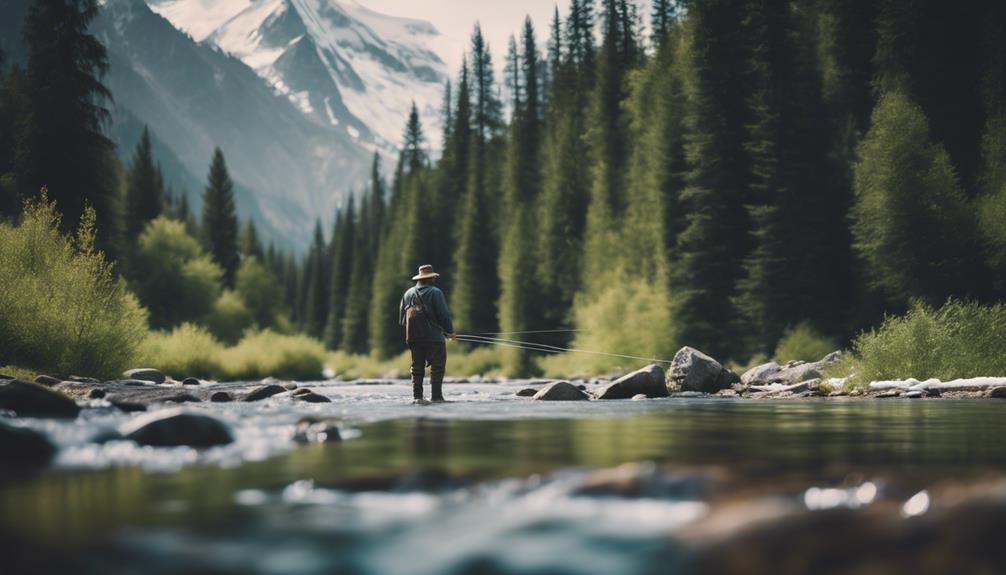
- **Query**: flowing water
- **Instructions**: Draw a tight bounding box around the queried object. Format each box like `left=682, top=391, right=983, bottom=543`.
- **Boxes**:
left=2, top=381, right=1005, bottom=574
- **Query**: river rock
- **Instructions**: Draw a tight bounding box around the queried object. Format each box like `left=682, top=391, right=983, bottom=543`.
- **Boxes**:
left=67, top=375, right=100, bottom=383
left=33, top=375, right=62, bottom=387
left=988, top=387, right=1006, bottom=399
left=291, top=387, right=314, bottom=396
left=533, top=381, right=589, bottom=401
left=120, top=409, right=233, bottom=447
left=670, top=347, right=740, bottom=393
left=632, top=394, right=648, bottom=400
left=243, top=384, right=286, bottom=402
left=122, top=368, right=166, bottom=385
left=292, top=417, right=342, bottom=443
left=595, top=364, right=670, bottom=399
left=109, top=399, right=147, bottom=412
left=0, top=421, right=56, bottom=466
left=0, top=373, right=13, bottom=381
left=164, top=393, right=200, bottom=403
left=904, top=389, right=924, bottom=399
left=741, top=362, right=781, bottom=385
left=283, top=382, right=299, bottom=390
left=181, top=377, right=201, bottom=386
left=88, top=388, right=106, bottom=399
left=0, top=380, right=80, bottom=418
left=295, top=392, right=331, bottom=403
left=210, top=391, right=233, bottom=402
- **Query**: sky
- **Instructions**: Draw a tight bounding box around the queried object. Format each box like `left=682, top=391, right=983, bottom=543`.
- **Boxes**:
left=356, top=0, right=576, bottom=75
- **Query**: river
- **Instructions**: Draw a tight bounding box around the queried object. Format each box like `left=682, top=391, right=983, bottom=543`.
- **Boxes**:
left=2, top=380, right=1005, bottom=574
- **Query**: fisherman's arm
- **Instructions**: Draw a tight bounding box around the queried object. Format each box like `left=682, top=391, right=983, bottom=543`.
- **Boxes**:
left=433, top=289, right=455, bottom=337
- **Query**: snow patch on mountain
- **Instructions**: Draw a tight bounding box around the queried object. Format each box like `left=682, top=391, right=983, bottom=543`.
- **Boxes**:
left=147, top=0, right=447, bottom=152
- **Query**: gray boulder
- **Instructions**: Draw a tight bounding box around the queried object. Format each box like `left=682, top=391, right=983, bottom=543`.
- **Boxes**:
left=0, top=380, right=80, bottom=418
left=0, top=421, right=56, bottom=466
left=243, top=384, right=286, bottom=402
left=595, top=364, right=669, bottom=399
left=670, top=347, right=740, bottom=393
left=120, top=409, right=233, bottom=447
left=533, top=381, right=590, bottom=401
left=741, top=362, right=782, bottom=385
left=122, top=368, right=166, bottom=385
left=747, top=351, right=843, bottom=386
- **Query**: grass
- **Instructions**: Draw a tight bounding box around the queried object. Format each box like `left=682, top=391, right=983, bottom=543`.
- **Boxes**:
left=773, top=322, right=838, bottom=364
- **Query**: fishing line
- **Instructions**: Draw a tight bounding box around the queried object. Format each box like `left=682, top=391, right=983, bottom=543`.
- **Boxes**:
left=458, top=331, right=676, bottom=363
left=472, top=329, right=584, bottom=336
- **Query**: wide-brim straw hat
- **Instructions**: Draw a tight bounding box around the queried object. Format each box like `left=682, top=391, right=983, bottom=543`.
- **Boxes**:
left=412, top=264, right=440, bottom=281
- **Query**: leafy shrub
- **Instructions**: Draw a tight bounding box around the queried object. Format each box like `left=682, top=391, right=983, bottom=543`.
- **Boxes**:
left=773, top=322, right=838, bottom=363
left=139, top=323, right=224, bottom=379
left=236, top=256, right=284, bottom=328
left=130, top=217, right=221, bottom=328
left=219, top=330, right=326, bottom=381
left=206, top=290, right=253, bottom=344
left=0, top=195, right=148, bottom=378
left=848, top=299, right=1006, bottom=386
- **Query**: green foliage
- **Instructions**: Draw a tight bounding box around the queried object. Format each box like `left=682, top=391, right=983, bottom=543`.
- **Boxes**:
left=201, top=148, right=240, bottom=287
left=773, top=323, right=838, bottom=364
left=235, top=256, right=284, bottom=328
left=131, top=216, right=221, bottom=329
left=851, top=91, right=979, bottom=306
left=219, top=330, right=326, bottom=381
left=848, top=299, right=1006, bottom=385
left=206, top=290, right=253, bottom=344
left=0, top=195, right=148, bottom=378
left=139, top=323, right=223, bottom=379
left=123, top=126, right=163, bottom=243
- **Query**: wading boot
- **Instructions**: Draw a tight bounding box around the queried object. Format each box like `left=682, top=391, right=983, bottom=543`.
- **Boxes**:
left=412, top=398, right=431, bottom=406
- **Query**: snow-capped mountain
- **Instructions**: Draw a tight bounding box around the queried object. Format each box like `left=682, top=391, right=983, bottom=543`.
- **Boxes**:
left=147, top=0, right=448, bottom=153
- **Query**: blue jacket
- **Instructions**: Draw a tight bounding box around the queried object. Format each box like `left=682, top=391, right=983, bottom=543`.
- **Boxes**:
left=399, top=284, right=455, bottom=342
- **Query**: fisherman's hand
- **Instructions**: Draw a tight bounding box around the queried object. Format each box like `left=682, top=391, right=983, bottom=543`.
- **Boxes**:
left=447, top=332, right=457, bottom=341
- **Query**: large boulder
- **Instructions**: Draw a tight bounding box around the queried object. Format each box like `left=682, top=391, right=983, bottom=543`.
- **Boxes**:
left=670, top=347, right=740, bottom=393
left=0, top=421, right=57, bottom=466
left=122, top=368, right=166, bottom=385
left=595, top=364, right=669, bottom=399
left=244, top=384, right=286, bottom=402
left=0, top=380, right=81, bottom=418
left=744, top=352, right=843, bottom=386
left=533, top=381, right=590, bottom=401
left=741, top=362, right=782, bottom=385
left=120, top=409, right=233, bottom=447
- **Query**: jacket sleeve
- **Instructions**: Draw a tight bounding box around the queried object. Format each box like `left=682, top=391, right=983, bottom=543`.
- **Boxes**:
left=432, top=289, right=455, bottom=334
left=398, top=291, right=407, bottom=326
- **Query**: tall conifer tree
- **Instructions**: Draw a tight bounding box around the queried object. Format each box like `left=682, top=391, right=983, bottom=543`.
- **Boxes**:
left=201, top=148, right=240, bottom=287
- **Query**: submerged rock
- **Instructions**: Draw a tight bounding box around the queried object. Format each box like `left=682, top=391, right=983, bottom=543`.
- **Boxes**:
left=210, top=391, right=233, bottom=402
left=595, top=364, right=669, bottom=399
left=0, top=421, right=56, bottom=467
left=516, top=388, right=539, bottom=397
left=122, top=368, right=166, bottom=385
left=670, top=347, right=740, bottom=393
left=120, top=409, right=233, bottom=447
left=88, top=388, right=106, bottom=399
left=109, top=399, right=147, bottom=413
left=533, top=381, right=590, bottom=401
left=243, top=384, right=286, bottom=402
left=291, top=387, right=314, bottom=396
left=0, top=380, right=80, bottom=419
left=295, top=392, right=331, bottom=403
left=292, top=417, right=342, bottom=443
left=181, top=377, right=201, bottom=386
left=33, top=375, right=62, bottom=387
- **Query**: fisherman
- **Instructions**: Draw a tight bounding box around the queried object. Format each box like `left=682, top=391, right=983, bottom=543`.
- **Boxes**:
left=399, top=265, right=457, bottom=404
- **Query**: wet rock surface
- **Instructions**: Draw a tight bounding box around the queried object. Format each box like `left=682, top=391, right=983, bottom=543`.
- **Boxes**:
left=119, top=409, right=234, bottom=447
left=533, top=381, right=590, bottom=401
left=32, top=375, right=62, bottom=386
left=595, top=364, right=669, bottom=399
left=122, top=368, right=166, bottom=385
left=0, top=380, right=80, bottom=418
left=244, top=384, right=287, bottom=402
left=0, top=420, right=56, bottom=466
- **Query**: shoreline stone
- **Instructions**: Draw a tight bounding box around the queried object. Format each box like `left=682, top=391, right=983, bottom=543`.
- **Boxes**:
left=0, top=380, right=80, bottom=419
left=670, top=347, right=740, bottom=393
left=595, top=364, right=669, bottom=399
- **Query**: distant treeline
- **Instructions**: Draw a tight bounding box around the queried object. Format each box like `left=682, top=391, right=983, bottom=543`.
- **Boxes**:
left=2, top=0, right=1006, bottom=378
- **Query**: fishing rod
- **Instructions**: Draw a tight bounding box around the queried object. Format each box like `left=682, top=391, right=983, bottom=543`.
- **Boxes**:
left=455, top=333, right=674, bottom=365
left=471, top=329, right=584, bottom=336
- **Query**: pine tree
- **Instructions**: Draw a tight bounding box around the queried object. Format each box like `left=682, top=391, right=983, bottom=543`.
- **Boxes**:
left=324, top=200, right=355, bottom=349
left=16, top=0, right=116, bottom=245
left=976, top=3, right=1006, bottom=289
left=341, top=171, right=383, bottom=353
left=240, top=220, right=263, bottom=260
left=201, top=148, right=240, bottom=287
left=302, top=219, right=329, bottom=338
left=651, top=0, right=678, bottom=48
left=124, top=126, right=162, bottom=242
left=451, top=24, right=503, bottom=336
left=851, top=91, right=980, bottom=307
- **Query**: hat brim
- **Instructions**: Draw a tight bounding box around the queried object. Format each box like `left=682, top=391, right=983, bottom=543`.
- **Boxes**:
left=412, top=272, right=440, bottom=281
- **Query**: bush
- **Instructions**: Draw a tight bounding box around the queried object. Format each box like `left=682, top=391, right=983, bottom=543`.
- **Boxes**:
left=219, top=330, right=326, bottom=381
left=130, top=217, right=221, bottom=328
left=848, top=299, right=1006, bottom=386
left=773, top=322, right=838, bottom=363
left=206, top=290, right=253, bottom=344
left=139, top=323, right=224, bottom=379
left=235, top=256, right=284, bottom=328
left=0, top=196, right=148, bottom=378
